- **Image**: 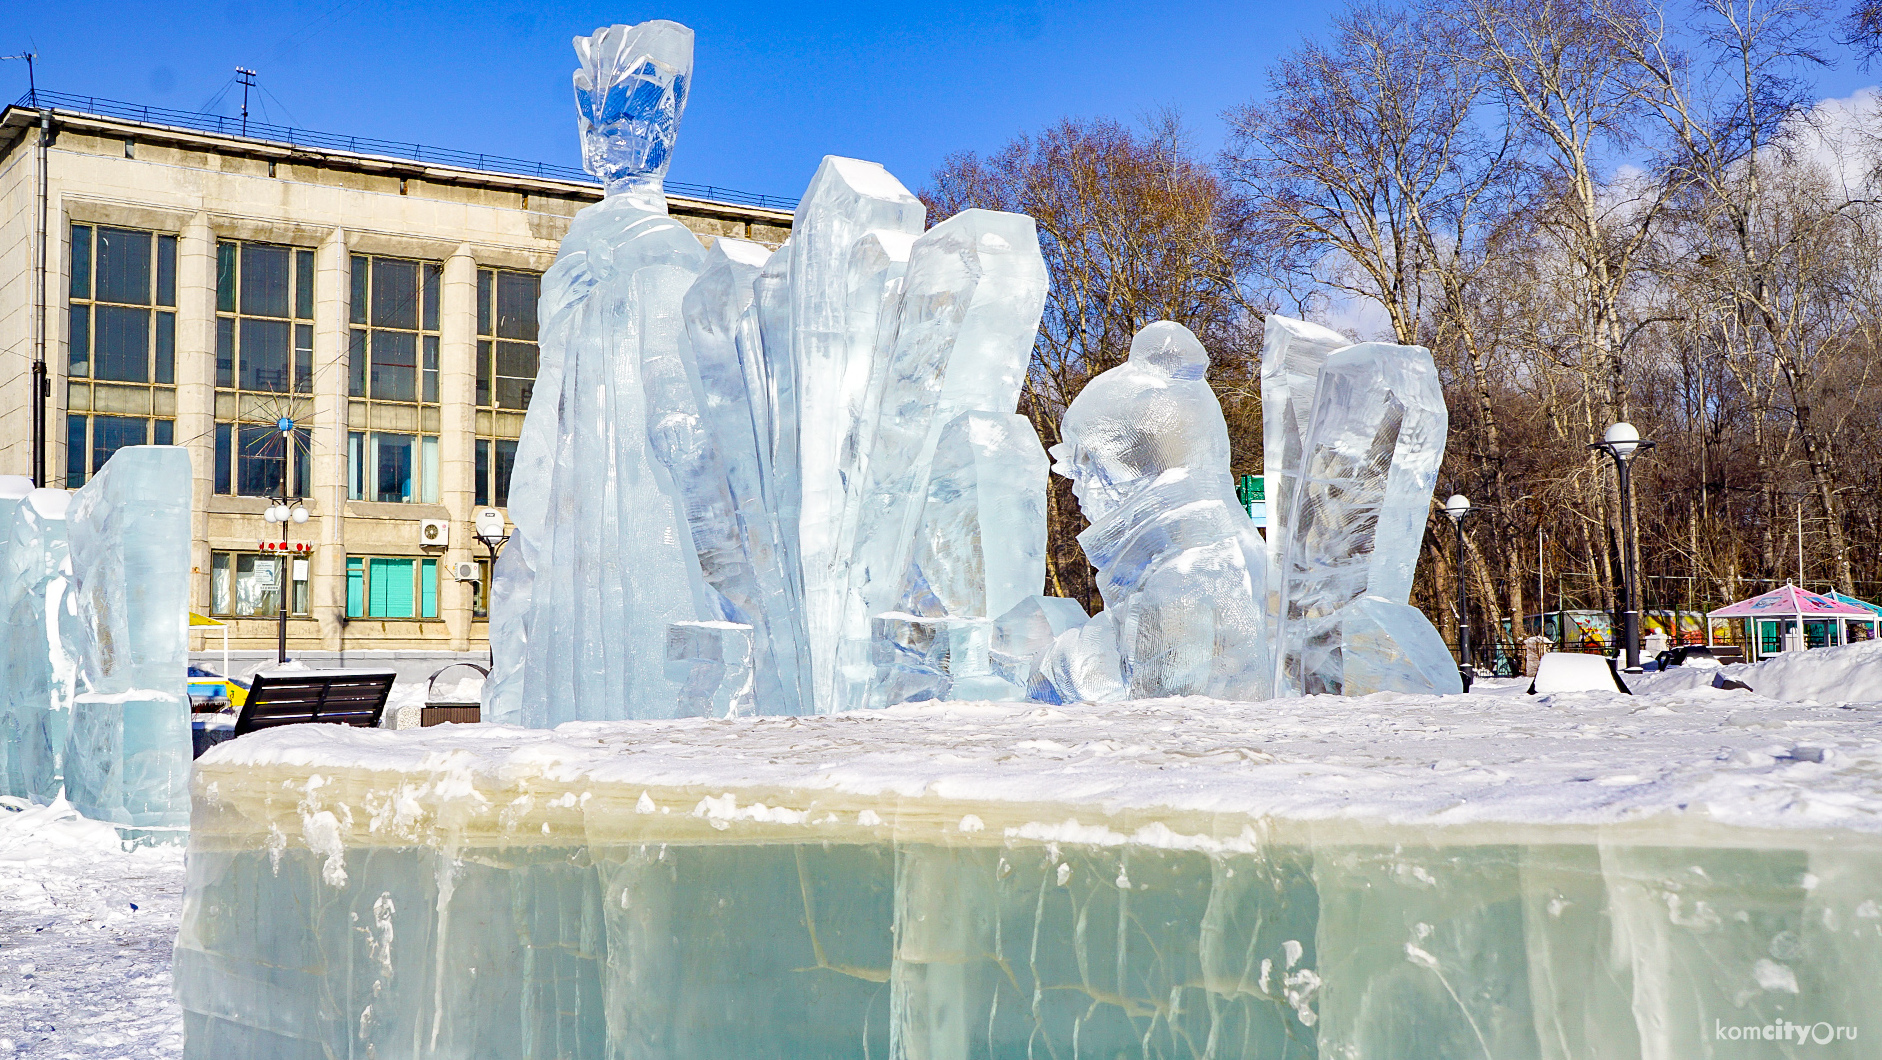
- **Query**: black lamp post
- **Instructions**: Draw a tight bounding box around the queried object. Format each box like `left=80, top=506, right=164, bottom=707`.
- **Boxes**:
left=1443, top=493, right=1473, bottom=690
left=261, top=417, right=307, bottom=666
left=473, top=507, right=510, bottom=665
left=1590, top=422, right=1656, bottom=672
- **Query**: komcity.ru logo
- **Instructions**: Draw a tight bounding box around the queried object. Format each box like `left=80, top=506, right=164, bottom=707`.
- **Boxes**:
left=1715, top=1019, right=1858, bottom=1045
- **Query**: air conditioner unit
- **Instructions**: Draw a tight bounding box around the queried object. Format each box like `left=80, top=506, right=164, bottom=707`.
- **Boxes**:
left=419, top=519, right=450, bottom=548
left=451, top=561, right=480, bottom=582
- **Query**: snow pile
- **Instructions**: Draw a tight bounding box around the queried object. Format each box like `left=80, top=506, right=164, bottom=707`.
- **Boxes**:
left=1633, top=637, right=1882, bottom=701
left=0, top=798, right=185, bottom=1057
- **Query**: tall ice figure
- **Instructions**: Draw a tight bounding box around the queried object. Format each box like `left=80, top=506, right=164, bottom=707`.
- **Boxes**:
left=484, top=22, right=712, bottom=724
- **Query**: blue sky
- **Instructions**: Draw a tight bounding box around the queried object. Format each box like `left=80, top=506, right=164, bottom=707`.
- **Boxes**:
left=5, top=2, right=1878, bottom=203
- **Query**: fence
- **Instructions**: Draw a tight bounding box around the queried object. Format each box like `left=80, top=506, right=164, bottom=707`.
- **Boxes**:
left=13, top=89, right=799, bottom=212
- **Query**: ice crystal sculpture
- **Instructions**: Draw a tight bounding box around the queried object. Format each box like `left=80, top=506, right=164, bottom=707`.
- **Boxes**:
left=488, top=22, right=1459, bottom=718
left=1036, top=322, right=1272, bottom=702
left=486, top=33, right=1050, bottom=718
left=61, top=446, right=194, bottom=830
left=0, top=478, right=77, bottom=803
left=1268, top=330, right=1459, bottom=697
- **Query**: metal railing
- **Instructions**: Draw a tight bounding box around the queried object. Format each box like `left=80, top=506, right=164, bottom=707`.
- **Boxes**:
left=12, top=89, right=798, bottom=212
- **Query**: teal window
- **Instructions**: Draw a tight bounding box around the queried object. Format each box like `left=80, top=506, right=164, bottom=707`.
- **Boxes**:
left=344, top=556, right=439, bottom=619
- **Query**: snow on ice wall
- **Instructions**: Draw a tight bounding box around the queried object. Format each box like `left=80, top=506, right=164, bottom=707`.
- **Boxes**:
left=178, top=693, right=1882, bottom=1059
left=61, top=446, right=194, bottom=829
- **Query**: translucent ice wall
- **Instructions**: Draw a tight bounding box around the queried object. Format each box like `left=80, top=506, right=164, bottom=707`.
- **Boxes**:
left=62, top=445, right=193, bottom=829
left=180, top=714, right=1882, bottom=1060
left=0, top=479, right=78, bottom=803
left=1042, top=322, right=1270, bottom=701
left=1275, top=341, right=1457, bottom=697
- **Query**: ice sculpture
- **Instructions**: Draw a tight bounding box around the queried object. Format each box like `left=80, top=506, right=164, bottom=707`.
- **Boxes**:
left=179, top=700, right=1882, bottom=1059
left=1038, top=321, right=1271, bottom=702
left=0, top=478, right=77, bottom=803
left=485, top=20, right=712, bottom=725
left=1272, top=338, right=1458, bottom=697
left=486, top=23, right=1052, bottom=720
left=61, top=446, right=193, bottom=830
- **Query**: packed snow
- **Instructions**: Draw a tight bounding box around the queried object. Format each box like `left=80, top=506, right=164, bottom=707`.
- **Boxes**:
left=0, top=799, right=186, bottom=1058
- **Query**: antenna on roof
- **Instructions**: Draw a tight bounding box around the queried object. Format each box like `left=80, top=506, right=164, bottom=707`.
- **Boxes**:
left=0, top=52, right=36, bottom=104
left=236, top=66, right=257, bottom=136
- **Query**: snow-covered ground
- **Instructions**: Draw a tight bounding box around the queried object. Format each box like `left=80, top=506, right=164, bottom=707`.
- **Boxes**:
left=12, top=639, right=1882, bottom=1057
left=0, top=800, right=186, bottom=1058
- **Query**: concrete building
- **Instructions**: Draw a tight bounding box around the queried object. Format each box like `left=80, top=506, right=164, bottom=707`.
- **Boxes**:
left=0, top=92, right=794, bottom=668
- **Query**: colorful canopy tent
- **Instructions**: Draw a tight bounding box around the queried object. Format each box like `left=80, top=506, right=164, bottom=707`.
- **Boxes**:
left=1831, top=591, right=1882, bottom=617
left=1707, top=584, right=1879, bottom=661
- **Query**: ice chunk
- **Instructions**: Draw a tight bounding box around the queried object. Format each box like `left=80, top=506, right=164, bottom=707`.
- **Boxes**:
left=1310, top=595, right=1464, bottom=696
left=1033, top=610, right=1127, bottom=704
left=988, top=594, right=1089, bottom=689
left=841, top=210, right=1048, bottom=711
left=664, top=620, right=754, bottom=717
left=1276, top=340, right=1449, bottom=696
left=905, top=411, right=1049, bottom=621
left=62, top=446, right=193, bottom=830
left=0, top=483, right=77, bottom=803
left=573, top=21, right=694, bottom=200
left=1048, top=321, right=1270, bottom=701
left=870, top=612, right=1023, bottom=705
left=1260, top=315, right=1351, bottom=628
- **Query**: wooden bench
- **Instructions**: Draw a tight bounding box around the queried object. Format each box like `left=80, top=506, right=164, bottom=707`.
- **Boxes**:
left=232, top=669, right=398, bottom=736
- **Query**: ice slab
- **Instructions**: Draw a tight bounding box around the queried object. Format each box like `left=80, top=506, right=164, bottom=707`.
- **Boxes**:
left=62, top=446, right=193, bottom=830
left=181, top=688, right=1882, bottom=1058
left=1260, top=315, right=1351, bottom=628
left=0, top=485, right=77, bottom=803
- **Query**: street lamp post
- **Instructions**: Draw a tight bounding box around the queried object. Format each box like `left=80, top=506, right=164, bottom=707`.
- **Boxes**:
left=1443, top=494, right=1473, bottom=691
left=473, top=508, right=510, bottom=666
left=1590, top=422, right=1656, bottom=672
left=262, top=496, right=309, bottom=665
left=261, top=417, right=308, bottom=666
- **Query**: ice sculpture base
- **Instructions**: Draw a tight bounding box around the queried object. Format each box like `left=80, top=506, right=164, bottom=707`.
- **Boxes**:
left=179, top=690, right=1882, bottom=1059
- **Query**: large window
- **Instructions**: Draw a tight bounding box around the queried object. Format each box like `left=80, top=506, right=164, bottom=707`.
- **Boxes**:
left=475, top=267, right=537, bottom=507
left=209, top=551, right=310, bottom=617
left=215, top=242, right=315, bottom=498
left=66, top=224, right=176, bottom=486
left=345, top=556, right=439, bottom=619
left=349, top=256, right=441, bottom=503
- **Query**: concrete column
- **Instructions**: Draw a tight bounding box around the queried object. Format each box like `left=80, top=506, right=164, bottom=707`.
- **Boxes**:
left=176, top=213, right=216, bottom=643
left=312, top=230, right=350, bottom=651
left=439, top=245, right=477, bottom=652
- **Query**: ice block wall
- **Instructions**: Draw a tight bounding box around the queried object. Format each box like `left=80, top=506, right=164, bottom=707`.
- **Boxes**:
left=179, top=694, right=1882, bottom=1059
left=0, top=478, right=77, bottom=803
left=61, top=445, right=194, bottom=830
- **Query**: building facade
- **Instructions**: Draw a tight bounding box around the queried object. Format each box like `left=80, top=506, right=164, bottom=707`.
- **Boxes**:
left=0, top=96, right=793, bottom=659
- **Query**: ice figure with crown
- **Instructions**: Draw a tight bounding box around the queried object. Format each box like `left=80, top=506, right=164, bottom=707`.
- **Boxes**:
left=485, top=20, right=720, bottom=725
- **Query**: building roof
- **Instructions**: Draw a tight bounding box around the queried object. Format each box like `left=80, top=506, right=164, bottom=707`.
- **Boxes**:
left=1709, top=584, right=1877, bottom=619
left=0, top=89, right=797, bottom=220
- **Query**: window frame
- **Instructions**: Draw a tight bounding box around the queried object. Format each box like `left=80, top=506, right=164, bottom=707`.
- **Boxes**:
left=208, top=550, right=312, bottom=618
left=65, top=223, right=179, bottom=486
left=344, top=555, right=440, bottom=619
